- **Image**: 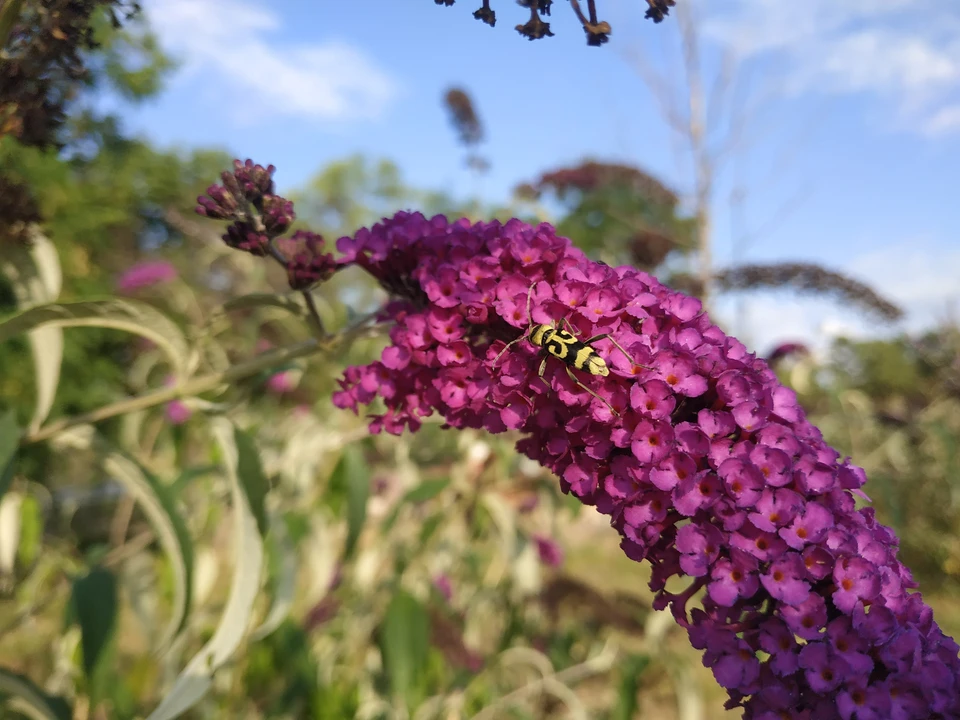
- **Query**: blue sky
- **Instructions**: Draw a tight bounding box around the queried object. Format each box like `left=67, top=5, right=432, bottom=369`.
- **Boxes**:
left=118, top=0, right=960, bottom=354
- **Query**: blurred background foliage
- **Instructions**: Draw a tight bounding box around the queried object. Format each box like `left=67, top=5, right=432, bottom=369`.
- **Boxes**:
left=0, top=2, right=957, bottom=719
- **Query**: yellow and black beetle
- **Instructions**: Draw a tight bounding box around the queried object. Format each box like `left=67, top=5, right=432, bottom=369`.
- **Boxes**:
left=491, top=285, right=642, bottom=413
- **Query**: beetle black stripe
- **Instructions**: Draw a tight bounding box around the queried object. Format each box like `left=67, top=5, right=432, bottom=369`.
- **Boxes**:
left=528, top=324, right=605, bottom=374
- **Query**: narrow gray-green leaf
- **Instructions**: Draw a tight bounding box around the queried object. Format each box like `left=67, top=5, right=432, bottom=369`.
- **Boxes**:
left=219, top=292, right=306, bottom=317
left=0, top=409, right=20, bottom=502
left=250, top=511, right=297, bottom=641
left=26, top=327, right=63, bottom=433
left=146, top=419, right=265, bottom=720
left=0, top=491, right=22, bottom=574
left=331, top=446, right=369, bottom=559
left=16, top=493, right=42, bottom=569
left=0, top=667, right=72, bottom=720
left=0, top=299, right=190, bottom=378
left=103, top=453, right=193, bottom=652
left=405, top=478, right=450, bottom=504
left=232, top=427, right=269, bottom=537
left=0, top=231, right=62, bottom=305
left=379, top=591, right=429, bottom=705
left=70, top=567, right=118, bottom=682
left=1, top=234, right=64, bottom=432
left=382, top=478, right=450, bottom=534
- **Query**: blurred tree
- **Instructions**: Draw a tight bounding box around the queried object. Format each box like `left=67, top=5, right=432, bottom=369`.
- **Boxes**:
left=517, top=158, right=903, bottom=326
left=790, top=325, right=960, bottom=590
left=0, top=0, right=150, bottom=151
left=517, top=159, right=697, bottom=275
left=0, top=2, right=229, bottom=461
left=290, top=154, right=524, bottom=242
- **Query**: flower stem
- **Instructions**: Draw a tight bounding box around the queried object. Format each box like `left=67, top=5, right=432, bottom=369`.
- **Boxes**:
left=22, top=312, right=381, bottom=445
left=302, top=290, right=326, bottom=337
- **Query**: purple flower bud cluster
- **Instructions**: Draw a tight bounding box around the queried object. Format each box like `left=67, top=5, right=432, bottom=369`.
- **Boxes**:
left=196, top=159, right=291, bottom=256
left=274, top=230, right=337, bottom=291
left=195, top=159, right=336, bottom=291
left=333, top=211, right=960, bottom=718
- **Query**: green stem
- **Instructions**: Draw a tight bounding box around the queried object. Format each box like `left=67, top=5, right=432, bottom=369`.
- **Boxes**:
left=22, top=339, right=319, bottom=445
left=22, top=313, right=381, bottom=446
left=0, top=0, right=25, bottom=55
left=302, top=290, right=326, bottom=337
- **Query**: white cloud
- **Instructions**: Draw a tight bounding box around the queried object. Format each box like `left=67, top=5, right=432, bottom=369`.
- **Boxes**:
left=702, top=0, right=960, bottom=136
left=923, top=105, right=960, bottom=135
left=145, top=0, right=398, bottom=122
left=847, top=242, right=960, bottom=314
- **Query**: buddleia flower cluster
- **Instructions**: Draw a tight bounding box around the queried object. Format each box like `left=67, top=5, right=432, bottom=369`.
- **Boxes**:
left=333, top=211, right=960, bottom=718
left=195, top=159, right=337, bottom=291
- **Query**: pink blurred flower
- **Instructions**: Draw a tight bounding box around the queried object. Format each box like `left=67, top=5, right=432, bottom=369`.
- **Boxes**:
left=266, top=370, right=296, bottom=394
left=116, top=261, right=177, bottom=293
left=533, top=534, right=565, bottom=567
left=433, top=574, right=453, bottom=602
left=165, top=400, right=192, bottom=425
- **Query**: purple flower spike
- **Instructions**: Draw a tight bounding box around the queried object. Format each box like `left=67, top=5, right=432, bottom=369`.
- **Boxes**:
left=334, top=211, right=960, bottom=718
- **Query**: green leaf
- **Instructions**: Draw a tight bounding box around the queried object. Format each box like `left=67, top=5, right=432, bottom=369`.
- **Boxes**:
left=0, top=409, right=21, bottom=502
left=379, top=591, right=429, bottom=706
left=219, top=293, right=306, bottom=317
left=25, top=326, right=64, bottom=433
left=232, top=427, right=269, bottom=537
left=330, top=446, right=369, bottom=560
left=610, top=653, right=650, bottom=720
left=250, top=511, right=297, bottom=642
left=145, top=419, right=265, bottom=720
left=0, top=492, right=22, bottom=575
left=70, top=567, right=118, bottom=684
left=103, top=453, right=194, bottom=652
left=17, top=493, right=42, bottom=569
left=0, top=667, right=72, bottom=720
left=561, top=488, right=583, bottom=518
left=405, top=478, right=450, bottom=504
left=1, top=234, right=65, bottom=432
left=381, top=478, right=450, bottom=533
left=168, top=464, right=218, bottom=496
left=0, top=299, right=190, bottom=379
left=419, top=514, right=443, bottom=545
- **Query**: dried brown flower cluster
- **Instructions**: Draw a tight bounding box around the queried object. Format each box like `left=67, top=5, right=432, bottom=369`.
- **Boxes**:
left=714, top=262, right=905, bottom=321
left=518, top=160, right=680, bottom=207
left=0, top=0, right=140, bottom=150
left=442, top=86, right=489, bottom=172
left=434, top=0, right=673, bottom=44
left=443, top=87, right=483, bottom=147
